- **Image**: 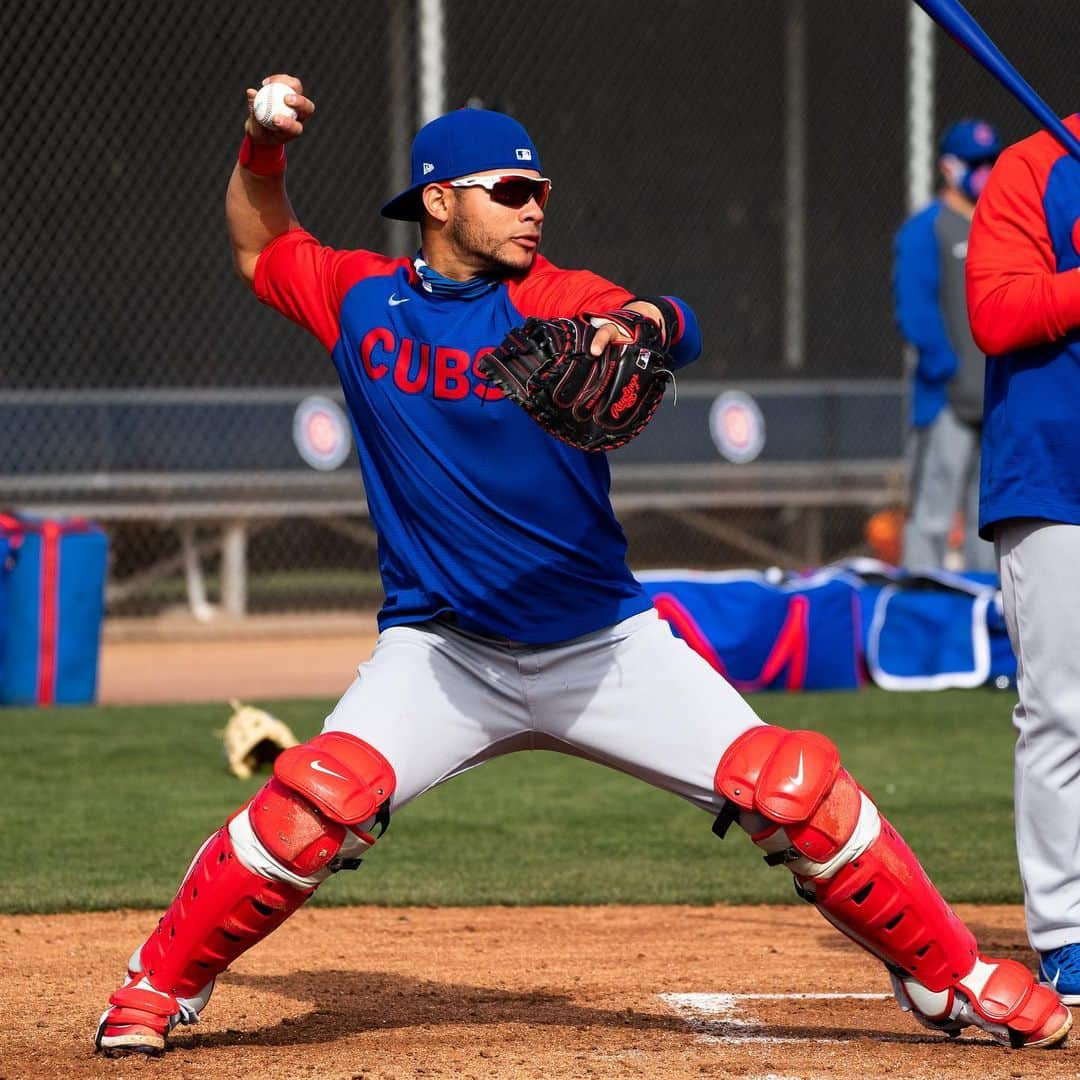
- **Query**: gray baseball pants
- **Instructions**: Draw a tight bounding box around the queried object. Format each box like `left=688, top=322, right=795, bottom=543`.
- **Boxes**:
left=322, top=608, right=763, bottom=818
left=997, top=519, right=1080, bottom=950
left=905, top=404, right=996, bottom=573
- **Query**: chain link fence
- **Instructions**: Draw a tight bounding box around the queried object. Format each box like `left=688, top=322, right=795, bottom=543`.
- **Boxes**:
left=3, top=1, right=1075, bottom=620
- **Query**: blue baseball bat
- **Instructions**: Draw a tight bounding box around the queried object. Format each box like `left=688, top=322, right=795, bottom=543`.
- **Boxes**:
left=914, top=0, right=1080, bottom=163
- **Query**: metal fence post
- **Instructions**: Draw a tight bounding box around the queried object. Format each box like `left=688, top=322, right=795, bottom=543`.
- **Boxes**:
left=221, top=521, right=248, bottom=618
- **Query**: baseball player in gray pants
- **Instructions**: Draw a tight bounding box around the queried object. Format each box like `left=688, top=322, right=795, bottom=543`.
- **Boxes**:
left=894, top=119, right=1001, bottom=573
left=968, top=112, right=1080, bottom=1006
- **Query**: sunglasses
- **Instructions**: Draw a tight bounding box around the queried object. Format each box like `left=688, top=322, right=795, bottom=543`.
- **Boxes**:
left=442, top=173, right=552, bottom=210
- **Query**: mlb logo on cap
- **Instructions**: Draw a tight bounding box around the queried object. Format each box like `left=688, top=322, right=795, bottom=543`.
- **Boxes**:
left=381, top=108, right=542, bottom=221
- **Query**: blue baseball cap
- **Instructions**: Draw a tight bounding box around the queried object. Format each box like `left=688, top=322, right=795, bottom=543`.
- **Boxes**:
left=939, top=119, right=1002, bottom=163
left=380, top=108, right=541, bottom=221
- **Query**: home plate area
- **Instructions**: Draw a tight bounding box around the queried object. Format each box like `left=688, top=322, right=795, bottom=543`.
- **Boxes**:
left=662, top=992, right=889, bottom=1044
left=658, top=991, right=1005, bottom=1046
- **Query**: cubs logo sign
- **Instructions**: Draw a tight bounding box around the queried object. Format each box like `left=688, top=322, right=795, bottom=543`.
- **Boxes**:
left=708, top=390, right=765, bottom=464
left=292, top=395, right=352, bottom=471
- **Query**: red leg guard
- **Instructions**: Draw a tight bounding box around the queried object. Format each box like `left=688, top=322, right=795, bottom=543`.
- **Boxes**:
left=136, top=732, right=397, bottom=999
left=99, top=732, right=399, bottom=1055
left=249, top=778, right=349, bottom=878
left=807, top=814, right=976, bottom=991
left=976, top=960, right=1068, bottom=1038
left=139, top=827, right=311, bottom=998
left=716, top=726, right=976, bottom=990
left=715, top=725, right=1072, bottom=1048
left=274, top=731, right=395, bottom=833
left=104, top=984, right=178, bottom=1029
left=95, top=982, right=179, bottom=1055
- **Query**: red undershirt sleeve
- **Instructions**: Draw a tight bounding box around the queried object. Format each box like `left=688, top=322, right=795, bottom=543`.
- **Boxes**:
left=967, top=148, right=1080, bottom=356
left=254, top=228, right=404, bottom=352
left=507, top=256, right=634, bottom=319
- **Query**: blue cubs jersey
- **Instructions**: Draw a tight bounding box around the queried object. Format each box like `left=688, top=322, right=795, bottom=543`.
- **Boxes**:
left=967, top=115, right=1080, bottom=539
left=255, top=230, right=701, bottom=643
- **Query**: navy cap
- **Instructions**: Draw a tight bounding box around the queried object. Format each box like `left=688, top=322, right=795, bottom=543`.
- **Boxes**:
left=380, top=108, right=541, bottom=221
left=939, top=119, right=1002, bottom=163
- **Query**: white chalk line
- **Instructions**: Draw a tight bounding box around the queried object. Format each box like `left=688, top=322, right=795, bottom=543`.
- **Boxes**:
left=660, top=990, right=894, bottom=1045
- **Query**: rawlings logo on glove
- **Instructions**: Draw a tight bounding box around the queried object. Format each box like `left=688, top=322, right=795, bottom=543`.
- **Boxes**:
left=477, top=309, right=673, bottom=452
left=610, top=374, right=642, bottom=419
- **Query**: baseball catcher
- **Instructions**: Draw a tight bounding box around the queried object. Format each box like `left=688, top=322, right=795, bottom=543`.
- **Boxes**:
left=94, top=80, right=1072, bottom=1059
left=478, top=308, right=673, bottom=451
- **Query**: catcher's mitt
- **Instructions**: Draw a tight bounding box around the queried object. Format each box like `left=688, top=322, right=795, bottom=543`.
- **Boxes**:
left=221, top=699, right=299, bottom=779
left=477, top=309, right=672, bottom=451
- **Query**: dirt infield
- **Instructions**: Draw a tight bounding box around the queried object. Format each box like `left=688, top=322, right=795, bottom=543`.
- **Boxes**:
left=72, top=624, right=1073, bottom=1077
left=98, top=615, right=380, bottom=705
left=1, top=903, right=1073, bottom=1080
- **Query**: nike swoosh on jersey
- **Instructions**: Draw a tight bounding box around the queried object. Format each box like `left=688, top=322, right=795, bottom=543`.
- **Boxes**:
left=310, top=759, right=348, bottom=780
left=388, top=293, right=411, bottom=306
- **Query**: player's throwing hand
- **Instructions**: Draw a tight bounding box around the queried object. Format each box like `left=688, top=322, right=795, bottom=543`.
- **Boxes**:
left=244, top=74, right=314, bottom=145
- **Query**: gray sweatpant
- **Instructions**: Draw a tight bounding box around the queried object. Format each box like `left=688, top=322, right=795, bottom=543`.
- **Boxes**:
left=323, top=608, right=763, bottom=816
left=904, top=405, right=996, bottom=573
left=997, top=520, right=1080, bottom=950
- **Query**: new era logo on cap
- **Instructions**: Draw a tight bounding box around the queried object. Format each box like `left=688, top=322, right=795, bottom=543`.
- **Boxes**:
left=381, top=109, right=543, bottom=221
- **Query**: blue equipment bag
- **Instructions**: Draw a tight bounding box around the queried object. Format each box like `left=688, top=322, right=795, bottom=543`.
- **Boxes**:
left=0, top=515, right=108, bottom=706
left=638, top=568, right=864, bottom=692
left=0, top=524, right=20, bottom=691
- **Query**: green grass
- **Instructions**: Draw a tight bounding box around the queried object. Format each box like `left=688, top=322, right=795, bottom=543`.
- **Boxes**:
left=0, top=688, right=1019, bottom=913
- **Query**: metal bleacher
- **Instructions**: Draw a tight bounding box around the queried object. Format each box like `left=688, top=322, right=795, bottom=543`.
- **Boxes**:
left=2, top=379, right=906, bottom=618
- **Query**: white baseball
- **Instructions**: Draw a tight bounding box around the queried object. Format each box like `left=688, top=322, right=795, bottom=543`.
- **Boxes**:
left=252, top=82, right=298, bottom=129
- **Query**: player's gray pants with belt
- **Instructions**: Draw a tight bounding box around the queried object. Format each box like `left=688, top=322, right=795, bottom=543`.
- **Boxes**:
left=997, top=520, right=1080, bottom=951
left=324, top=608, right=762, bottom=828
left=904, top=405, right=995, bottom=573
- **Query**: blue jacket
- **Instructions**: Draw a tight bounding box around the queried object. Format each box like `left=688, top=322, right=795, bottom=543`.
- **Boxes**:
left=893, top=202, right=958, bottom=428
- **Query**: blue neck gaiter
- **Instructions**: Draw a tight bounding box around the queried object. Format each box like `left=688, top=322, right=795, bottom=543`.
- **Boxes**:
left=414, top=256, right=499, bottom=300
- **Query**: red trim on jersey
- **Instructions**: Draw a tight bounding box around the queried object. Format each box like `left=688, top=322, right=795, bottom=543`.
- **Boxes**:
left=254, top=229, right=412, bottom=352
left=967, top=115, right=1080, bottom=355
left=506, top=254, right=633, bottom=318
